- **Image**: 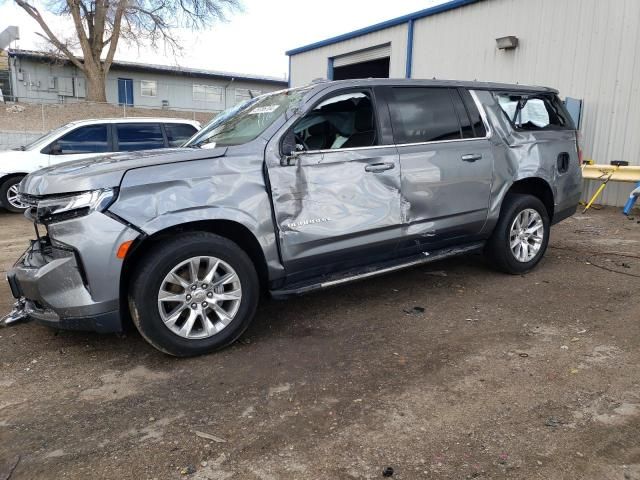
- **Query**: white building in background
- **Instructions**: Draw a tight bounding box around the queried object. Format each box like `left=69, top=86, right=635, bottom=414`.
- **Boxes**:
left=7, top=49, right=287, bottom=113
left=287, top=0, right=640, bottom=206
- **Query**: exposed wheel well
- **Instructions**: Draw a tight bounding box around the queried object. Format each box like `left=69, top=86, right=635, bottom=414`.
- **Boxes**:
left=1, top=173, right=28, bottom=183
left=119, top=220, right=269, bottom=330
left=506, top=178, right=555, bottom=221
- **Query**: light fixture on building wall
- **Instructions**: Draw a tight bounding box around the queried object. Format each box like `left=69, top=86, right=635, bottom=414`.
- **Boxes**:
left=496, top=36, right=519, bottom=50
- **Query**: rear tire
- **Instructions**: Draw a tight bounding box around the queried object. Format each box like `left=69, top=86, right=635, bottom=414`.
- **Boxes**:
left=0, top=176, right=27, bottom=213
left=484, top=193, right=550, bottom=274
left=129, top=232, right=259, bottom=357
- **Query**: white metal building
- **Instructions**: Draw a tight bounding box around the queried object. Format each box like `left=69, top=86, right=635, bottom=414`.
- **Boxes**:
left=287, top=0, right=640, bottom=206
left=7, top=49, right=287, bottom=113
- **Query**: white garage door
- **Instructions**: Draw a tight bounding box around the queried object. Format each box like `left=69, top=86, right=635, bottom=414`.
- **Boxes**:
left=333, top=44, right=391, bottom=67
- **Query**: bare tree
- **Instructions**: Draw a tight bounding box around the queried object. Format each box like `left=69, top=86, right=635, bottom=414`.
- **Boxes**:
left=14, top=0, right=241, bottom=101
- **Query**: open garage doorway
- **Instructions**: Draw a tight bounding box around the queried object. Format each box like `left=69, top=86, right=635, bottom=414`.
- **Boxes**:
left=331, top=44, right=391, bottom=81
left=333, top=57, right=390, bottom=80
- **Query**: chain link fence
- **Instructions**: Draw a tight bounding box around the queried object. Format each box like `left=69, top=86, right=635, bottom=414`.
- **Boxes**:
left=0, top=93, right=223, bottom=150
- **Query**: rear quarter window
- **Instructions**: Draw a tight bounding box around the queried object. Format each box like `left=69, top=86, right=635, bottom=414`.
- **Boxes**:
left=495, top=92, right=574, bottom=131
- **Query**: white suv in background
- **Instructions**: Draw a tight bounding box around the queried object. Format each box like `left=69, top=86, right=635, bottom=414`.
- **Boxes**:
left=0, top=117, right=201, bottom=212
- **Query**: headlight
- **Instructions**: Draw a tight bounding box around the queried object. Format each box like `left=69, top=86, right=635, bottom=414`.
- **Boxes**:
left=36, top=188, right=117, bottom=223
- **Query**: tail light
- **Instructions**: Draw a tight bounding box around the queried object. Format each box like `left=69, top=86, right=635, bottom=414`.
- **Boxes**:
left=576, top=131, right=583, bottom=165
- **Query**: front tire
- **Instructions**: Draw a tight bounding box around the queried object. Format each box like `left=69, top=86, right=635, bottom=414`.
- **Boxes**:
left=0, top=176, right=27, bottom=213
left=129, top=232, right=259, bottom=357
left=484, top=193, right=550, bottom=274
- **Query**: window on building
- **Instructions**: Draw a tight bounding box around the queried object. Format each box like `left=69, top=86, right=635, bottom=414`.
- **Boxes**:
left=496, top=92, right=573, bottom=130
left=141, top=80, right=157, bottom=97
left=235, top=88, right=261, bottom=105
left=193, top=84, right=223, bottom=103
left=388, top=87, right=462, bottom=144
left=293, top=91, right=377, bottom=151
left=53, top=125, right=110, bottom=154
left=116, top=123, right=165, bottom=151
left=165, top=123, right=198, bottom=147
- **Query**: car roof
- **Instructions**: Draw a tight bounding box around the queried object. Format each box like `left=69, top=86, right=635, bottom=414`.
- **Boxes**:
left=307, top=78, right=558, bottom=94
left=64, top=117, right=201, bottom=128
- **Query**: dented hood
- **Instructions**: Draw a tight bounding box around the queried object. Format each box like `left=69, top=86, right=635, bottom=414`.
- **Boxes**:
left=20, top=147, right=228, bottom=196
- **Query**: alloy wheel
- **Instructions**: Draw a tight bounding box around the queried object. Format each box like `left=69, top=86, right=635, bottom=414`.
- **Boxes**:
left=157, top=256, right=242, bottom=339
left=7, top=184, right=28, bottom=210
left=509, top=208, right=544, bottom=262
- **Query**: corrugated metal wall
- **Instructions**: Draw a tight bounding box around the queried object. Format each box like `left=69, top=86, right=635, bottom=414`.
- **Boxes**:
left=289, top=0, right=640, bottom=206
left=410, top=0, right=639, bottom=206
left=289, top=24, right=408, bottom=87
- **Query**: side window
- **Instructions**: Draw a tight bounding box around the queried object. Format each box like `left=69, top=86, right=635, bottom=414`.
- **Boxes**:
left=165, top=124, right=198, bottom=147
left=388, top=88, right=461, bottom=144
left=54, top=125, right=109, bottom=154
left=450, top=90, right=475, bottom=139
left=116, top=123, right=165, bottom=151
left=496, top=92, right=572, bottom=130
left=459, top=89, right=487, bottom=138
left=293, top=90, right=377, bottom=151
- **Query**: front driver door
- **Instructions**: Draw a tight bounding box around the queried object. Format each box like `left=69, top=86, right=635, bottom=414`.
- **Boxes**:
left=267, top=89, right=402, bottom=278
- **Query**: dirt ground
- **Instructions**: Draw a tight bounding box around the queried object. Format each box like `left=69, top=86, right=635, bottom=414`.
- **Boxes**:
left=0, top=207, right=639, bottom=480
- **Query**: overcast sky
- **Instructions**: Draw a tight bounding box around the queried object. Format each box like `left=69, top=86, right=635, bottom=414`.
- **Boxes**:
left=0, top=0, right=444, bottom=79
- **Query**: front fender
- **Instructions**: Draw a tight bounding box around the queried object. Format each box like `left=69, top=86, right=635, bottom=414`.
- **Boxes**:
left=109, top=155, right=284, bottom=279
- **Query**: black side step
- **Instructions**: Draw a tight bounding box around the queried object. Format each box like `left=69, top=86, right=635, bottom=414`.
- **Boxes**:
left=270, top=242, right=484, bottom=299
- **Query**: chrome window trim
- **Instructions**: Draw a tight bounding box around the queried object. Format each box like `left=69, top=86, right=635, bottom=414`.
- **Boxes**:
left=294, top=88, right=493, bottom=156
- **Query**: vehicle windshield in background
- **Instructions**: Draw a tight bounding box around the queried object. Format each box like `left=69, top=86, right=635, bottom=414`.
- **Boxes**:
left=184, top=87, right=312, bottom=148
left=12, top=125, right=69, bottom=151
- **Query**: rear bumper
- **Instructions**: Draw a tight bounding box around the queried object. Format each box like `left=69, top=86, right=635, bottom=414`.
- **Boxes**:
left=552, top=192, right=581, bottom=225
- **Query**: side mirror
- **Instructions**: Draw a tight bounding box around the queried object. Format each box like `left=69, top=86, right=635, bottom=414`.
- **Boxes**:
left=49, top=143, right=63, bottom=155
left=280, top=130, right=303, bottom=166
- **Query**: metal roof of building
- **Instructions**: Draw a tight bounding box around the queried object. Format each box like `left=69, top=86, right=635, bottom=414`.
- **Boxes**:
left=9, top=48, right=288, bottom=85
left=285, top=0, right=482, bottom=56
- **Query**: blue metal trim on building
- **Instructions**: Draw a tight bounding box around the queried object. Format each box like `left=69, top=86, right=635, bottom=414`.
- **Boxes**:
left=285, top=0, right=481, bottom=56
left=327, top=57, right=334, bottom=80
left=405, top=19, right=415, bottom=78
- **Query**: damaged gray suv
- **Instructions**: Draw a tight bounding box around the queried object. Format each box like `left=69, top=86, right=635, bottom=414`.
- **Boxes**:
left=5, top=79, right=582, bottom=356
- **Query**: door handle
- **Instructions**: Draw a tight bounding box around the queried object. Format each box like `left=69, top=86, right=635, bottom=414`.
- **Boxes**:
left=365, top=162, right=395, bottom=173
left=461, top=153, right=482, bottom=162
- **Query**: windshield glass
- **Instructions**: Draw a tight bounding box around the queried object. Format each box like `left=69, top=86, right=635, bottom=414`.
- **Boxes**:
left=184, top=86, right=312, bottom=148
left=16, top=124, right=71, bottom=151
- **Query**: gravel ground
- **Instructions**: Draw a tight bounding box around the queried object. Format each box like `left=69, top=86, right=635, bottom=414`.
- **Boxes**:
left=0, top=207, right=639, bottom=480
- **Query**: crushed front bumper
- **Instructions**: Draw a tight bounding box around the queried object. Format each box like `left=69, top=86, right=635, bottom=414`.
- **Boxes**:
left=6, top=211, right=140, bottom=333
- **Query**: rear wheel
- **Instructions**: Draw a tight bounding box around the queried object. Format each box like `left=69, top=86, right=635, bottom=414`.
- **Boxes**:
left=129, top=232, right=259, bottom=356
left=0, top=176, right=27, bottom=213
left=484, top=193, right=550, bottom=274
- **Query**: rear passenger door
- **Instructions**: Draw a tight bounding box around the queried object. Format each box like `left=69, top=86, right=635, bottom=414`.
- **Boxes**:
left=383, top=86, right=494, bottom=248
left=115, top=123, right=166, bottom=152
